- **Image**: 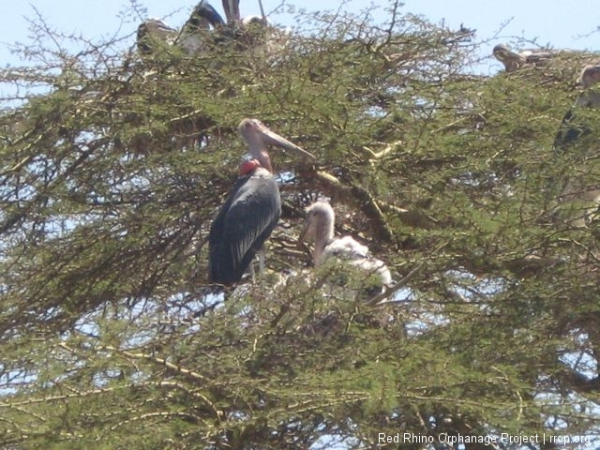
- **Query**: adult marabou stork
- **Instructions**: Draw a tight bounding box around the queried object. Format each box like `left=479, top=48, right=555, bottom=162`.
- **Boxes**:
left=178, top=0, right=226, bottom=54
left=554, top=66, right=600, bottom=152
left=552, top=65, right=600, bottom=228
left=208, top=119, right=315, bottom=286
left=177, top=0, right=270, bottom=54
left=493, top=44, right=554, bottom=72
left=299, top=201, right=392, bottom=292
left=136, top=2, right=226, bottom=56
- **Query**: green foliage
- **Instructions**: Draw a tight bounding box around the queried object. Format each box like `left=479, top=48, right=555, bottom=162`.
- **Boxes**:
left=1, top=1, right=600, bottom=449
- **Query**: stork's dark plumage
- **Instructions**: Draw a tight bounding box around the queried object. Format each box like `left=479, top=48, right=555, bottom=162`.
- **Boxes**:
left=179, top=0, right=271, bottom=53
left=137, top=0, right=274, bottom=57
left=178, top=0, right=226, bottom=54
left=208, top=119, right=315, bottom=286
left=554, top=65, right=600, bottom=152
left=184, top=1, right=226, bottom=32
left=137, top=2, right=227, bottom=56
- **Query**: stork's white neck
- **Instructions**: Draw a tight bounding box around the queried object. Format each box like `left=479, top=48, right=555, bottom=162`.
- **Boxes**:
left=243, top=133, right=272, bottom=172
left=311, top=205, right=335, bottom=264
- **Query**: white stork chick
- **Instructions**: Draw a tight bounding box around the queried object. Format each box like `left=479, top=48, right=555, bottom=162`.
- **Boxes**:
left=242, top=15, right=268, bottom=27
left=300, top=202, right=392, bottom=291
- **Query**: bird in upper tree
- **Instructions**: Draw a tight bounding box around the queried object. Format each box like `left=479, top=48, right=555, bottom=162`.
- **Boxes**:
left=493, top=43, right=555, bottom=73
left=136, top=18, right=178, bottom=56
left=552, top=65, right=600, bottom=229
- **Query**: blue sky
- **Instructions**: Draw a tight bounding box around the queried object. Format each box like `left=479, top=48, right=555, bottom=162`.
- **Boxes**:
left=0, top=0, right=598, bottom=75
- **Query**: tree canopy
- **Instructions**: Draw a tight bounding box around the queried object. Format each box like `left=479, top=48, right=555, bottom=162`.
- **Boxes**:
left=1, top=1, right=600, bottom=449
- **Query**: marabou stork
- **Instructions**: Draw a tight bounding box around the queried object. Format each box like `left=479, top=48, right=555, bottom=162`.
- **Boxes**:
left=136, top=18, right=178, bottom=56
left=138, top=0, right=276, bottom=58
left=493, top=44, right=554, bottom=72
left=208, top=119, right=315, bottom=286
left=176, top=0, right=270, bottom=54
left=221, top=0, right=277, bottom=51
left=299, top=201, right=392, bottom=293
left=554, top=66, right=600, bottom=152
left=177, top=0, right=226, bottom=54
left=136, top=2, right=226, bottom=56
left=552, top=65, right=600, bottom=228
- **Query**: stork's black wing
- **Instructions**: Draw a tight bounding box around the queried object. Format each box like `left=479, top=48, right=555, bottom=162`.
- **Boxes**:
left=186, top=0, right=225, bottom=31
left=209, top=172, right=281, bottom=285
left=553, top=90, right=600, bottom=154
left=137, top=23, right=153, bottom=55
left=553, top=108, right=588, bottom=154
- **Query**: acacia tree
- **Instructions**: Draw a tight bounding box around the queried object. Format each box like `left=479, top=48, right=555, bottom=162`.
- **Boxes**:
left=1, top=2, right=599, bottom=449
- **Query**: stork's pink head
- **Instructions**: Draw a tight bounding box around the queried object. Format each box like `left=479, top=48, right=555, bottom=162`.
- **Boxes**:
left=238, top=118, right=316, bottom=173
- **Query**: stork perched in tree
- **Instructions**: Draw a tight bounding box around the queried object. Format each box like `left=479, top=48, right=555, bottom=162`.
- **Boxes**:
left=552, top=65, right=600, bottom=229
left=299, top=201, right=392, bottom=294
left=177, top=0, right=226, bottom=54
left=178, top=0, right=273, bottom=54
left=220, top=0, right=276, bottom=51
left=137, top=1, right=228, bottom=57
left=493, top=44, right=555, bottom=72
left=136, top=19, right=178, bottom=56
left=554, top=65, right=600, bottom=152
left=208, top=119, right=315, bottom=286
left=137, top=0, right=282, bottom=59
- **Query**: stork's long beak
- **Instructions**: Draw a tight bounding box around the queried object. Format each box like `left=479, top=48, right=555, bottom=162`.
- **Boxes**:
left=257, top=123, right=316, bottom=161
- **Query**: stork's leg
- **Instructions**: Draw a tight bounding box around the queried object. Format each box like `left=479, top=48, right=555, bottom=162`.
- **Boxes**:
left=258, top=248, right=266, bottom=279
left=247, top=248, right=266, bottom=285
left=249, top=259, right=257, bottom=284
